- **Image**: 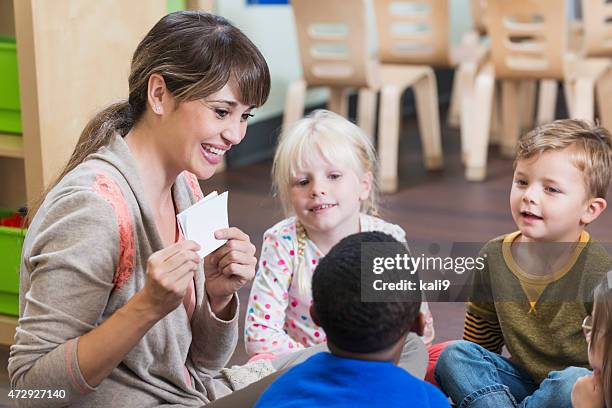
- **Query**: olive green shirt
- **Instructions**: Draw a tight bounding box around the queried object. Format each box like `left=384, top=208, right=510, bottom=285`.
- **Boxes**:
left=467, top=231, right=612, bottom=383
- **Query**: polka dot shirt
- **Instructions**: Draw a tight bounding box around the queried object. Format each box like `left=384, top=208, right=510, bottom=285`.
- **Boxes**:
left=245, top=214, right=435, bottom=357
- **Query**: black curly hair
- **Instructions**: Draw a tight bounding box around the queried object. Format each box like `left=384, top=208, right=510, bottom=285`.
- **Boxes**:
left=311, top=231, right=421, bottom=353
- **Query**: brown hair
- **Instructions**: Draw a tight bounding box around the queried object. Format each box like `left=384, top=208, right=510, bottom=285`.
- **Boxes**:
left=515, top=119, right=612, bottom=199
left=592, top=273, right=612, bottom=407
left=28, top=11, right=270, bottom=221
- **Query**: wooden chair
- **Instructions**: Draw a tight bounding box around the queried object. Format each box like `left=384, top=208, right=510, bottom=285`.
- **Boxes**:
left=539, top=4, right=612, bottom=128
left=464, top=0, right=612, bottom=181
left=185, top=0, right=214, bottom=11
left=373, top=0, right=451, bottom=192
left=446, top=0, right=490, bottom=128
left=582, top=0, right=612, bottom=58
left=536, top=0, right=612, bottom=127
left=287, top=0, right=443, bottom=193
left=471, top=0, right=488, bottom=37
left=284, top=0, right=379, bottom=140
left=376, top=0, right=510, bottom=188
left=377, top=0, right=517, bottom=174
left=577, top=0, right=612, bottom=130
left=468, top=0, right=537, bottom=144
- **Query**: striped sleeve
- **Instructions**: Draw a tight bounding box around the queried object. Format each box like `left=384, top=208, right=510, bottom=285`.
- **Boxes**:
left=464, top=243, right=504, bottom=353
left=463, top=310, right=504, bottom=354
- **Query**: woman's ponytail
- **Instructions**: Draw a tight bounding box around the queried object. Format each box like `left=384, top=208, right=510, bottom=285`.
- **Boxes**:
left=27, top=101, right=134, bottom=222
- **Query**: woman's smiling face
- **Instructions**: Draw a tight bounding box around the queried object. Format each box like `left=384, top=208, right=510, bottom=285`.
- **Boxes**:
left=162, top=82, right=254, bottom=180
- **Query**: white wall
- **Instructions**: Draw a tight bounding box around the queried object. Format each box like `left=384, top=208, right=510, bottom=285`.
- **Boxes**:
left=215, top=0, right=473, bottom=124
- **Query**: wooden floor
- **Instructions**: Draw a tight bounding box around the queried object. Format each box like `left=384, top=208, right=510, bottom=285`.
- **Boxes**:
left=1, top=109, right=611, bottom=405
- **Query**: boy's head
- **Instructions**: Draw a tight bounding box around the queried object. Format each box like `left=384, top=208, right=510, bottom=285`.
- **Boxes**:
left=510, top=119, right=612, bottom=242
left=310, top=231, right=422, bottom=358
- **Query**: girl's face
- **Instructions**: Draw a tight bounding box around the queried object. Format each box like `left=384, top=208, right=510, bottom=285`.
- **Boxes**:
left=161, top=83, right=254, bottom=180
left=289, top=151, right=372, bottom=238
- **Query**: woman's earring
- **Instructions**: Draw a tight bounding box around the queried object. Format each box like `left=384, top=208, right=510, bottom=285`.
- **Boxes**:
left=154, top=105, right=161, bottom=113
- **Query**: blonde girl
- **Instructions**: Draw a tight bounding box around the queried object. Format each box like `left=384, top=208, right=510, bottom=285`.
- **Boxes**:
left=244, top=110, right=434, bottom=357
left=572, top=271, right=612, bottom=408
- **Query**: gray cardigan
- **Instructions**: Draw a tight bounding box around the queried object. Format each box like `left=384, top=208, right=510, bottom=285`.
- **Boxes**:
left=9, top=135, right=239, bottom=407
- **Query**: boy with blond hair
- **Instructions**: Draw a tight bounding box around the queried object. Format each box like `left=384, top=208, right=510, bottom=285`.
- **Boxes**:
left=435, top=120, right=612, bottom=407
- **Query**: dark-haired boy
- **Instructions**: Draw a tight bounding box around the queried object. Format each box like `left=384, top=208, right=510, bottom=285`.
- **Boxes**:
left=255, top=231, right=449, bottom=408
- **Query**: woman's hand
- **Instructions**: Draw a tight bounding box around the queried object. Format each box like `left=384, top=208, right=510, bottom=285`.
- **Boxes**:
left=571, top=375, right=604, bottom=408
left=77, top=240, right=201, bottom=387
left=204, top=227, right=257, bottom=316
left=141, top=240, right=201, bottom=319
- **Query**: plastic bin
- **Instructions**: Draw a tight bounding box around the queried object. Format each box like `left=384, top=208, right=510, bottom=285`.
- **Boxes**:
left=167, top=0, right=186, bottom=13
left=0, top=37, right=21, bottom=134
left=0, top=209, right=25, bottom=316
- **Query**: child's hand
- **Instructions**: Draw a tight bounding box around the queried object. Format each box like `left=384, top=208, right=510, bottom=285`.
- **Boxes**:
left=204, top=227, right=257, bottom=312
left=571, top=375, right=604, bottom=408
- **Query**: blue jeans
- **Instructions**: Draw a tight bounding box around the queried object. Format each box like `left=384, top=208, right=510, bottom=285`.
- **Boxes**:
left=434, top=340, right=590, bottom=408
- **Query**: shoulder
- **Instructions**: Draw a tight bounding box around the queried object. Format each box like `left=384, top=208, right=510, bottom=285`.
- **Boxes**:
left=582, top=237, right=612, bottom=266
left=48, top=159, right=136, bottom=212
left=263, top=217, right=298, bottom=242
left=275, top=352, right=328, bottom=381
left=39, top=163, right=127, bottom=226
left=486, top=233, right=512, bottom=247
left=23, top=185, right=122, bottom=282
left=480, top=232, right=514, bottom=257
left=362, top=214, right=406, bottom=242
left=577, top=237, right=612, bottom=296
left=258, top=218, right=298, bottom=259
left=25, top=164, right=133, bottom=269
left=260, top=353, right=325, bottom=395
left=23, top=153, right=140, bottom=289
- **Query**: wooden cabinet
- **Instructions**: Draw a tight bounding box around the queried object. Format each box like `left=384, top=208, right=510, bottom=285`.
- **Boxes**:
left=0, top=0, right=166, bottom=209
left=0, top=0, right=167, bottom=344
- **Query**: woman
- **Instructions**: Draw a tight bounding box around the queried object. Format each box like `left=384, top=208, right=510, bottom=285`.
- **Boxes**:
left=9, top=11, right=270, bottom=407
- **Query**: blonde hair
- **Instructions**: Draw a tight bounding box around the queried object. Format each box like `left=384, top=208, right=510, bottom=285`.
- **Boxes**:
left=272, top=109, right=379, bottom=215
left=592, top=273, right=612, bottom=407
left=272, top=110, right=379, bottom=295
left=515, top=119, right=612, bottom=199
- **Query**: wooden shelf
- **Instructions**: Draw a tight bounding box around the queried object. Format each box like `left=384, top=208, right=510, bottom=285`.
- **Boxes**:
left=0, top=133, right=23, bottom=159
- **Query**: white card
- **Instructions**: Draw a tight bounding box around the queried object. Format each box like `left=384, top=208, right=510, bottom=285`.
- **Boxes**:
left=177, top=190, right=218, bottom=234
left=176, top=191, right=229, bottom=258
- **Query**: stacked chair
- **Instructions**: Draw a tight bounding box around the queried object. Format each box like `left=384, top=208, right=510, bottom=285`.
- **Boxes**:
left=466, top=0, right=539, bottom=149
left=374, top=0, right=488, bottom=178
left=285, top=0, right=444, bottom=193
left=463, top=0, right=612, bottom=181
left=571, top=0, right=612, bottom=129
left=283, top=0, right=381, bottom=141
left=537, top=0, right=612, bottom=127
